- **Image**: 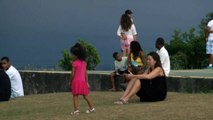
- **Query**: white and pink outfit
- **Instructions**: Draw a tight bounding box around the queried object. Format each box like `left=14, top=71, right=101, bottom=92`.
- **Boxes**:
left=117, top=24, right=137, bottom=56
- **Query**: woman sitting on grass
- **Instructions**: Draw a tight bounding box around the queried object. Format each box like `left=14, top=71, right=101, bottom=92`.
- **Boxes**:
left=114, top=52, right=167, bottom=104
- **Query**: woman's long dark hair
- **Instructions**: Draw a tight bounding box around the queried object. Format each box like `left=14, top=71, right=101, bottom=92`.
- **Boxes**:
left=70, top=43, right=87, bottom=61
left=147, top=52, right=164, bottom=74
left=130, top=41, right=143, bottom=60
left=120, top=14, right=132, bottom=31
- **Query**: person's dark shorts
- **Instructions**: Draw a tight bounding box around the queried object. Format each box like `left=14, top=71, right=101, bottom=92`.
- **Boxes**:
left=114, top=70, right=129, bottom=75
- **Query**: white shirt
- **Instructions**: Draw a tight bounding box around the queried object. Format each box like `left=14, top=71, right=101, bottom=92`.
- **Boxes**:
left=114, top=56, right=128, bottom=71
left=157, top=46, right=170, bottom=76
left=207, top=19, right=213, bottom=40
left=117, top=24, right=137, bottom=36
left=6, top=65, right=24, bottom=97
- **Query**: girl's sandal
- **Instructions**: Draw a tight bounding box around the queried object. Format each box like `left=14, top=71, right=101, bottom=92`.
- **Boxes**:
left=71, top=110, right=79, bottom=116
left=114, top=99, right=128, bottom=105
left=86, top=108, right=96, bottom=113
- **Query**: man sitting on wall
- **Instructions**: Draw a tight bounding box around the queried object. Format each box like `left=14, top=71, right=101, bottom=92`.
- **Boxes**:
left=1, top=57, right=24, bottom=98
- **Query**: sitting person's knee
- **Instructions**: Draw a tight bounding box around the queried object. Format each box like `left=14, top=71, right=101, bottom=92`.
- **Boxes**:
left=110, top=72, right=116, bottom=77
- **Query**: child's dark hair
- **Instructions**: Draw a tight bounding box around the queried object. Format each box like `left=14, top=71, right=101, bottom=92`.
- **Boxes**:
left=1, top=56, right=10, bottom=62
left=112, top=52, right=118, bottom=59
left=70, top=43, right=87, bottom=61
left=120, top=14, right=132, bottom=31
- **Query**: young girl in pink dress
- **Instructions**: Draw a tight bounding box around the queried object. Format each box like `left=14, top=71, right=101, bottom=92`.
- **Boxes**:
left=70, top=43, right=95, bottom=115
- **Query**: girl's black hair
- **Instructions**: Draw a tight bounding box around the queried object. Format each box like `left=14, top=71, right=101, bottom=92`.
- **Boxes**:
left=130, top=41, right=143, bottom=60
left=70, top=43, right=87, bottom=61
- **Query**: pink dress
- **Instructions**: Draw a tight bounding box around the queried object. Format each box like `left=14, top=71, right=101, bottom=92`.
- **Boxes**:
left=71, top=59, right=89, bottom=96
left=120, top=35, right=134, bottom=51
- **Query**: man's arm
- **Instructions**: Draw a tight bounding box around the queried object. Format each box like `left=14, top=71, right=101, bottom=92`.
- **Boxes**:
left=206, top=26, right=210, bottom=41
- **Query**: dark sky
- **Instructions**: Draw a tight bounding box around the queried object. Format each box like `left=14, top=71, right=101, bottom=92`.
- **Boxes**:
left=0, top=0, right=212, bottom=70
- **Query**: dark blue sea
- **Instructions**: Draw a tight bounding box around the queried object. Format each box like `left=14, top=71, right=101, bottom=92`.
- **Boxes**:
left=0, top=0, right=212, bottom=70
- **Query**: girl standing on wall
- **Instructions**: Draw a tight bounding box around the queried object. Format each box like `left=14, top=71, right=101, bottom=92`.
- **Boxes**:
left=117, top=14, right=137, bottom=56
left=70, top=43, right=95, bottom=115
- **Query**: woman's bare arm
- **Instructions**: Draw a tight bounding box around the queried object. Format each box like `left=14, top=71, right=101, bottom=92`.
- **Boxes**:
left=127, top=67, right=164, bottom=80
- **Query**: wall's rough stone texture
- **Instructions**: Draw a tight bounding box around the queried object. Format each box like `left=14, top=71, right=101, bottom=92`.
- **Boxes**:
left=20, top=71, right=213, bottom=95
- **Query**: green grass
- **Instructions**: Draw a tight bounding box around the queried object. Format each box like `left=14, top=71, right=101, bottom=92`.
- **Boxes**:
left=0, top=92, right=213, bottom=120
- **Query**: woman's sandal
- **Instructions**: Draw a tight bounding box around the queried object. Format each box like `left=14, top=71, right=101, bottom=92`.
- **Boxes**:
left=114, top=99, right=128, bottom=105
left=71, top=110, right=79, bottom=116
left=86, top=108, right=96, bottom=113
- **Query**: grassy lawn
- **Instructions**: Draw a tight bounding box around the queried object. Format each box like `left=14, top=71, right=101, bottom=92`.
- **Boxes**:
left=0, top=92, right=213, bottom=120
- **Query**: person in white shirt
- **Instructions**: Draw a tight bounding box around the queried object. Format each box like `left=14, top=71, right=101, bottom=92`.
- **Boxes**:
left=109, top=52, right=129, bottom=91
left=205, top=13, right=213, bottom=69
left=1, top=57, right=24, bottom=98
left=117, top=14, right=137, bottom=56
left=155, top=37, right=170, bottom=76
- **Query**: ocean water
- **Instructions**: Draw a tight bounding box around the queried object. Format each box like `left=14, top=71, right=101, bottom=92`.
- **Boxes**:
left=0, top=0, right=212, bottom=70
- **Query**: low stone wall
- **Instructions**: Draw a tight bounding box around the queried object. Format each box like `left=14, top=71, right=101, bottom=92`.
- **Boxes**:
left=167, top=76, right=213, bottom=93
left=20, top=71, right=213, bottom=95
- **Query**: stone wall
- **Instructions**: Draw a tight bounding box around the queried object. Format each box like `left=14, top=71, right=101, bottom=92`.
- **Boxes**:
left=167, top=76, right=213, bottom=93
left=20, top=71, right=213, bottom=95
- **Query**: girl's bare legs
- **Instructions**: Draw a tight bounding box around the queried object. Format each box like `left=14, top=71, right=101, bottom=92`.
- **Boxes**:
left=120, top=78, right=137, bottom=99
left=71, top=95, right=80, bottom=115
left=73, top=95, right=79, bottom=111
left=122, top=47, right=128, bottom=57
left=210, top=54, right=213, bottom=64
left=125, top=48, right=128, bottom=56
left=122, top=79, right=141, bottom=102
left=110, top=72, right=116, bottom=90
left=122, top=50, right=125, bottom=57
left=126, top=48, right=130, bottom=56
left=83, top=95, right=94, bottom=109
left=122, top=49, right=127, bottom=57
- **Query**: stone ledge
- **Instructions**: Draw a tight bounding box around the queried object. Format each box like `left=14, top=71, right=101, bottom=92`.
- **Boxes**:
left=19, top=71, right=213, bottom=95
